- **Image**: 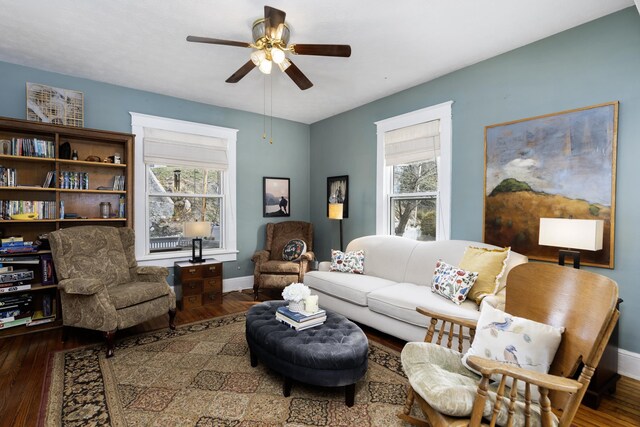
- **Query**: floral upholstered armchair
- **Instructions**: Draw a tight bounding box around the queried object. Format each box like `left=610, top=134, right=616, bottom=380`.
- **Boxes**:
left=251, top=221, right=314, bottom=300
left=49, top=226, right=176, bottom=357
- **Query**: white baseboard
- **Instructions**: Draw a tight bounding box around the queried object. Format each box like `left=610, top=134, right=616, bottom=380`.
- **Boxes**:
left=619, top=349, right=640, bottom=380
left=223, top=275, right=253, bottom=293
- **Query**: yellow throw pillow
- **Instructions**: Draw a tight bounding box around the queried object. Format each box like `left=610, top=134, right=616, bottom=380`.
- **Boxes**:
left=458, top=246, right=510, bottom=305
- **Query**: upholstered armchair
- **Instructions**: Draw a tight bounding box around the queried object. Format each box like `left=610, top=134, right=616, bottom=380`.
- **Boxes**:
left=50, top=226, right=176, bottom=357
left=398, top=263, right=619, bottom=427
left=251, top=221, right=314, bottom=300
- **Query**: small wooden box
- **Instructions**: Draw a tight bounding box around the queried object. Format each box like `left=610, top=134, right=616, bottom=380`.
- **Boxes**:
left=174, top=259, right=223, bottom=310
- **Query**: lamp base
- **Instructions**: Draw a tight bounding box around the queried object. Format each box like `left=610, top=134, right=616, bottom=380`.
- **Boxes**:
left=559, top=249, right=580, bottom=269
left=188, top=257, right=207, bottom=264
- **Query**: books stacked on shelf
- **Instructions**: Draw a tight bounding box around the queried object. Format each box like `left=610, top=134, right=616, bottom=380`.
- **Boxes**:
left=5, top=137, right=55, bottom=158
left=0, top=166, right=16, bottom=186
left=0, top=266, right=34, bottom=293
left=27, top=294, right=56, bottom=327
left=42, top=171, right=56, bottom=188
left=276, top=305, right=327, bottom=331
left=0, top=200, right=57, bottom=220
left=0, top=237, right=38, bottom=254
left=0, top=293, right=33, bottom=329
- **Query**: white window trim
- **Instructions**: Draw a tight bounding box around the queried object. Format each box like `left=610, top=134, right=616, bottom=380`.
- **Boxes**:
left=130, top=112, right=238, bottom=266
left=375, top=101, right=453, bottom=240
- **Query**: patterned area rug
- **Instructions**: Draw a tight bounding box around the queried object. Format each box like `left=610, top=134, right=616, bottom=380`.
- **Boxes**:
left=40, top=313, right=412, bottom=426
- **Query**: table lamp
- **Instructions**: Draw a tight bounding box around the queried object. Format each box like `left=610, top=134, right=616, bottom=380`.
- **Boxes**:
left=184, top=220, right=211, bottom=263
left=538, top=218, right=604, bottom=269
left=328, top=203, right=344, bottom=251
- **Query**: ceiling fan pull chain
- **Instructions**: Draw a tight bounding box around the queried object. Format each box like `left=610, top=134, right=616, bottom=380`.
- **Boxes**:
left=270, top=75, right=273, bottom=144
left=263, top=75, right=267, bottom=140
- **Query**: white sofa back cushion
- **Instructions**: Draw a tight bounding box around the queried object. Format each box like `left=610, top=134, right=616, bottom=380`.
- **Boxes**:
left=346, top=235, right=418, bottom=283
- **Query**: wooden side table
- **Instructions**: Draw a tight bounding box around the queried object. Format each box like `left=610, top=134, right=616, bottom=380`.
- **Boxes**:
left=174, top=259, right=223, bottom=310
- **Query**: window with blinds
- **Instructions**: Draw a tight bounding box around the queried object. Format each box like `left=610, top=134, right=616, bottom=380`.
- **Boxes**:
left=375, top=102, right=452, bottom=241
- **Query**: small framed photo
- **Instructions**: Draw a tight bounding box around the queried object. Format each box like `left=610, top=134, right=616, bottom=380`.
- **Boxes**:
left=327, top=175, right=349, bottom=218
left=263, top=177, right=290, bottom=217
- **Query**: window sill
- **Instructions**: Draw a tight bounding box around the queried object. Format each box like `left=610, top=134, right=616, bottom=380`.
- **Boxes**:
left=137, top=248, right=238, bottom=267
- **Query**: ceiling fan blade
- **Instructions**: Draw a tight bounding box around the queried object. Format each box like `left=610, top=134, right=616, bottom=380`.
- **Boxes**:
left=284, top=60, right=313, bottom=90
left=187, top=36, right=251, bottom=48
left=264, top=6, right=286, bottom=39
left=226, top=60, right=256, bottom=83
left=291, top=44, right=351, bottom=57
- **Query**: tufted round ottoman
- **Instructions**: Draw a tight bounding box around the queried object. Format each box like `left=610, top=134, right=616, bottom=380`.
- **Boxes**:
left=245, top=300, right=369, bottom=406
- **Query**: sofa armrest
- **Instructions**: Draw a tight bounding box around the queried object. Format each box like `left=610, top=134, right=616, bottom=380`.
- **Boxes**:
left=134, top=266, right=170, bottom=283
left=251, top=250, right=270, bottom=264
left=300, top=251, right=315, bottom=262
left=58, top=278, right=105, bottom=295
left=481, top=291, right=506, bottom=311
left=318, top=261, right=331, bottom=272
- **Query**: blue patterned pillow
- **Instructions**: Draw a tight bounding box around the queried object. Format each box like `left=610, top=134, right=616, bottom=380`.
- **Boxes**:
left=330, top=249, right=365, bottom=274
left=282, top=239, right=307, bottom=261
left=431, top=260, right=479, bottom=305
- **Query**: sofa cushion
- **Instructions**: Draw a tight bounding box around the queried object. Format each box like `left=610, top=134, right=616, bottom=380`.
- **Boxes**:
left=431, top=260, right=479, bottom=305
left=260, top=260, right=301, bottom=274
left=367, top=282, right=481, bottom=327
left=108, top=281, right=170, bottom=309
left=459, top=246, right=510, bottom=304
left=304, top=271, right=396, bottom=306
left=330, top=249, right=365, bottom=274
left=346, top=235, right=417, bottom=283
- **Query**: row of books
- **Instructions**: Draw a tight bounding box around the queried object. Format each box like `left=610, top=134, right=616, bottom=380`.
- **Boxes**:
left=113, top=175, right=126, bottom=191
left=0, top=293, right=56, bottom=329
left=275, top=305, right=327, bottom=331
left=0, top=200, right=57, bottom=220
left=2, top=137, right=55, bottom=158
left=0, top=166, right=16, bottom=187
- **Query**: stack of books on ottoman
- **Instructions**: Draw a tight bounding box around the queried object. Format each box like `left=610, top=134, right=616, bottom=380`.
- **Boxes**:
left=276, top=305, right=327, bottom=331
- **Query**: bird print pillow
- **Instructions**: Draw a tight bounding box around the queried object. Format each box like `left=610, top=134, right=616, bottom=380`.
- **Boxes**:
left=462, top=304, right=564, bottom=400
left=431, top=260, right=479, bottom=304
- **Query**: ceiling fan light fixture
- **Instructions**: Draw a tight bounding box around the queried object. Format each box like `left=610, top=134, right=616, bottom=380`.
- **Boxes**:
left=250, top=49, right=266, bottom=66
left=258, top=59, right=272, bottom=74
left=271, top=47, right=286, bottom=64
left=278, top=58, right=291, bottom=72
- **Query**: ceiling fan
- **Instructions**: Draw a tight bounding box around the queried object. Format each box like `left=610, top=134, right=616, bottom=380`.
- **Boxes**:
left=187, top=5, right=351, bottom=90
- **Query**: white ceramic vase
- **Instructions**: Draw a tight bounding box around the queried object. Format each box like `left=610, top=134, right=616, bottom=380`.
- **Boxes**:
left=288, top=300, right=305, bottom=313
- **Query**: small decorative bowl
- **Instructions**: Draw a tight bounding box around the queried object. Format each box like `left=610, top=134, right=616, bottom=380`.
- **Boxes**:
left=288, top=300, right=305, bottom=313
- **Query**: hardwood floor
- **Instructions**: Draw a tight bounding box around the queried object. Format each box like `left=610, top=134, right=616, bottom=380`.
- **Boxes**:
left=1, top=289, right=638, bottom=427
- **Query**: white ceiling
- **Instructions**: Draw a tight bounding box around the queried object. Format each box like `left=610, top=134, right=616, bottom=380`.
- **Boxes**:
left=0, top=0, right=635, bottom=124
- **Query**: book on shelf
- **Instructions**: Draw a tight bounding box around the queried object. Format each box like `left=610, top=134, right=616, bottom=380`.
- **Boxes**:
left=275, top=312, right=327, bottom=329
left=0, top=315, right=32, bottom=329
left=27, top=305, right=56, bottom=327
left=0, top=269, right=35, bottom=284
left=1, top=236, right=23, bottom=245
left=0, top=256, right=39, bottom=264
left=40, top=254, right=56, bottom=285
left=0, top=283, right=32, bottom=293
left=43, top=171, right=56, bottom=188
left=0, top=266, right=13, bottom=273
left=276, top=305, right=326, bottom=323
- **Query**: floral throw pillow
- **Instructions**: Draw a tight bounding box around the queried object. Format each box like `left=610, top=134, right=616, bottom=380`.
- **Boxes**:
left=282, top=239, right=307, bottom=261
left=462, top=304, right=564, bottom=400
left=330, top=249, right=365, bottom=274
left=431, top=260, right=479, bottom=305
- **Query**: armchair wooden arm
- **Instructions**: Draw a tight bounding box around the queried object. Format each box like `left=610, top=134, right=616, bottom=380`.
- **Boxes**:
left=416, top=306, right=478, bottom=352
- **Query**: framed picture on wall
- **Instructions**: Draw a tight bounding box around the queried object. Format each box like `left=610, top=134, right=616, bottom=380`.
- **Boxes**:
left=483, top=101, right=618, bottom=268
left=327, top=175, right=349, bottom=218
left=263, top=177, right=290, bottom=217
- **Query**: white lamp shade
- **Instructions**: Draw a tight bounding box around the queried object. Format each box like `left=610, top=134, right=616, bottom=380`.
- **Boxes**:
left=271, top=47, right=285, bottom=64
left=258, top=59, right=272, bottom=74
left=328, top=203, right=344, bottom=220
left=184, top=221, right=211, bottom=238
left=538, top=218, right=604, bottom=251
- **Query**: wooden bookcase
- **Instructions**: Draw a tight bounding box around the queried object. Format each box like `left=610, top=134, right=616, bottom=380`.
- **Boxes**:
left=0, top=116, right=134, bottom=338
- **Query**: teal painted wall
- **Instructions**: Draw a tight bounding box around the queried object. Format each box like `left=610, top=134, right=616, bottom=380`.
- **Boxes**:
left=0, top=61, right=311, bottom=280
left=310, top=8, right=640, bottom=352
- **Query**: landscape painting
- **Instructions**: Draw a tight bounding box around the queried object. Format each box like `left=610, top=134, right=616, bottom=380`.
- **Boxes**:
left=483, top=102, right=618, bottom=268
left=263, top=177, right=290, bottom=217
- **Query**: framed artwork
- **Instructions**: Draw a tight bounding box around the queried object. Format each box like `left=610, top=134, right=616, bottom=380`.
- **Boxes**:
left=484, top=101, right=618, bottom=268
left=263, top=177, right=290, bottom=217
left=26, top=82, right=84, bottom=127
left=327, top=175, right=349, bottom=218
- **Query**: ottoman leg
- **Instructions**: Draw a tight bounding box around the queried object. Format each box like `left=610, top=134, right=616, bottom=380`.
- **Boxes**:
left=283, top=377, right=292, bottom=397
left=345, top=383, right=356, bottom=407
left=250, top=349, right=258, bottom=367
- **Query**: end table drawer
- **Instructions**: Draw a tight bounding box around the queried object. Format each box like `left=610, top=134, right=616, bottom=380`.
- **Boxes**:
left=203, top=291, right=222, bottom=305
left=182, top=281, right=203, bottom=296
left=203, top=263, right=222, bottom=277
left=180, top=266, right=204, bottom=280
left=183, top=294, right=202, bottom=310
left=203, top=277, right=221, bottom=293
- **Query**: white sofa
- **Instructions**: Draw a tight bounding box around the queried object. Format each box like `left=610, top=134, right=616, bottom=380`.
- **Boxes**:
left=304, top=235, right=527, bottom=342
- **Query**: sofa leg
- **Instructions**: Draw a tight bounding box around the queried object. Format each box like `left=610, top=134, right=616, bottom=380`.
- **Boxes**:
left=104, top=330, right=116, bottom=358
left=168, top=308, right=176, bottom=330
